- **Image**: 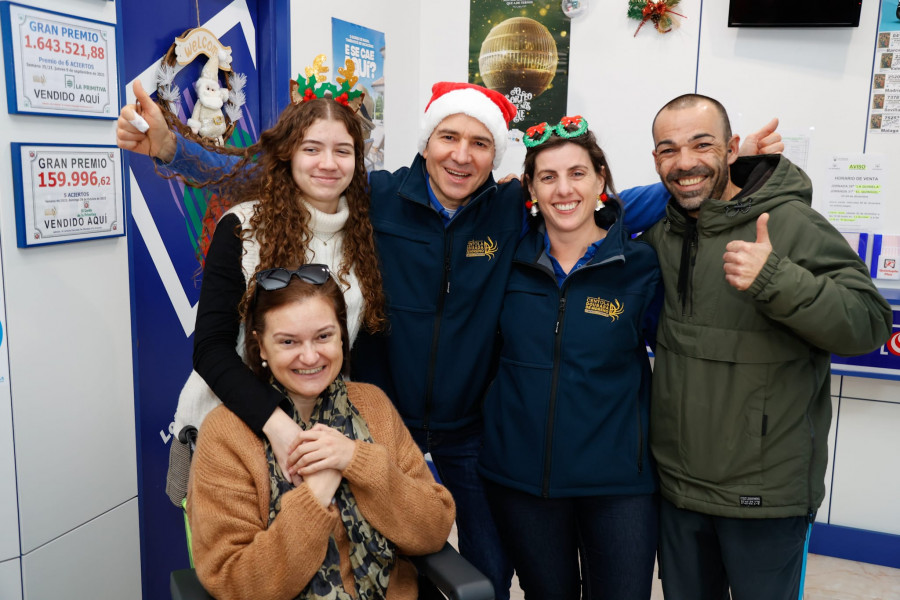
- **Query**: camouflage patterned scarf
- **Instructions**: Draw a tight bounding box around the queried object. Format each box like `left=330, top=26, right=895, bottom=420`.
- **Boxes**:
left=264, top=378, right=396, bottom=599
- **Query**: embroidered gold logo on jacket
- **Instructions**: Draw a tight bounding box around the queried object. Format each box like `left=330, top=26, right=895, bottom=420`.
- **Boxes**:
left=466, top=237, right=498, bottom=260
left=584, top=297, right=624, bottom=321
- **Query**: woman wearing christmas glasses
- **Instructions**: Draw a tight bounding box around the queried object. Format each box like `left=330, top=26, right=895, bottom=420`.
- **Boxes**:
left=174, top=91, right=386, bottom=483
left=478, top=116, right=662, bottom=599
left=187, top=268, right=454, bottom=599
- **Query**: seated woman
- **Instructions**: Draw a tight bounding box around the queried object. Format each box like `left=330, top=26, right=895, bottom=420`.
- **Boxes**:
left=187, top=267, right=455, bottom=600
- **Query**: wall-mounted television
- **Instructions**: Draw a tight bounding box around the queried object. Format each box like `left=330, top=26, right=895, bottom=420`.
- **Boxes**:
left=728, top=0, right=862, bottom=27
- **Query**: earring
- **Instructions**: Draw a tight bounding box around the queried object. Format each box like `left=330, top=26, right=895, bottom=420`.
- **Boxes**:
left=526, top=198, right=539, bottom=217
left=261, top=360, right=268, bottom=368
left=596, top=192, right=608, bottom=212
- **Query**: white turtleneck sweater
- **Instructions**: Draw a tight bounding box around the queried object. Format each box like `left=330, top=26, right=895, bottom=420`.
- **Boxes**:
left=176, top=197, right=366, bottom=436
left=228, top=197, right=364, bottom=344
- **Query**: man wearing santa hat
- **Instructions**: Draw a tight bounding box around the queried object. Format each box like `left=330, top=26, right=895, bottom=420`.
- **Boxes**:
left=353, top=83, right=526, bottom=597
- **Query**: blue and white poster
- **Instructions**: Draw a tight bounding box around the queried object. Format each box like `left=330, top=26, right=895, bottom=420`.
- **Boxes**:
left=120, top=1, right=275, bottom=596
left=331, top=18, right=385, bottom=171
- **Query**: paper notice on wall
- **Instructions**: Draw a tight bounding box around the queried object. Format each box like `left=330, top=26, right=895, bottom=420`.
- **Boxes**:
left=781, top=131, right=811, bottom=171
left=822, top=154, right=888, bottom=232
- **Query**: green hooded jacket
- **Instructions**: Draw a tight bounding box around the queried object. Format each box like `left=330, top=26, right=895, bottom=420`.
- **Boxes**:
left=644, top=154, right=892, bottom=518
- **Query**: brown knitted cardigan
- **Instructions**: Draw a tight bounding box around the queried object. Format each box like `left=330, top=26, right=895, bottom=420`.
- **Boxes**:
left=187, top=382, right=456, bottom=600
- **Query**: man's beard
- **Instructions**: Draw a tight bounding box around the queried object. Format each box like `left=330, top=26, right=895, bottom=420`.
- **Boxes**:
left=664, top=165, right=729, bottom=212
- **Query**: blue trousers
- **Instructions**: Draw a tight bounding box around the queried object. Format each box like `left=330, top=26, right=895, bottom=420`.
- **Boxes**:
left=409, top=425, right=514, bottom=600
left=658, top=497, right=811, bottom=600
left=485, top=481, right=658, bottom=600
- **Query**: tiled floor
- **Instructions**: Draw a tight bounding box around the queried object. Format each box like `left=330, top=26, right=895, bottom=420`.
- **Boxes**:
left=507, top=555, right=900, bottom=599
left=448, top=522, right=900, bottom=600
left=798, top=555, right=900, bottom=600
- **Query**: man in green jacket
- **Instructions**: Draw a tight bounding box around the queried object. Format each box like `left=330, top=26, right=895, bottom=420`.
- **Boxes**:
left=644, top=94, right=893, bottom=600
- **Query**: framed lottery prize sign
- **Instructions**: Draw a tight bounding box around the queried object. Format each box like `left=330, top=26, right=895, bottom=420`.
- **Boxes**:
left=0, top=2, right=118, bottom=118
left=12, top=143, right=124, bottom=247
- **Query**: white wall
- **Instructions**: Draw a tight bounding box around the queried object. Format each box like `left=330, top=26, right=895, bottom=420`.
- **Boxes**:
left=0, top=558, right=22, bottom=600
left=0, top=0, right=140, bottom=597
left=21, top=499, right=140, bottom=598
left=829, top=376, right=900, bottom=535
left=0, top=260, right=17, bottom=565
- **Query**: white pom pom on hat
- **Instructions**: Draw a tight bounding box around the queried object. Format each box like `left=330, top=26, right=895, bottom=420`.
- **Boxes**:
left=418, top=82, right=517, bottom=169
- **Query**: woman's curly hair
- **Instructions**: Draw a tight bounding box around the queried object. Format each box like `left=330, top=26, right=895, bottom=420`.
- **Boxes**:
left=196, top=98, right=385, bottom=332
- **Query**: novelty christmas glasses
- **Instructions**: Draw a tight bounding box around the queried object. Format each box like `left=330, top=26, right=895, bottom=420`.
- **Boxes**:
left=523, top=115, right=590, bottom=148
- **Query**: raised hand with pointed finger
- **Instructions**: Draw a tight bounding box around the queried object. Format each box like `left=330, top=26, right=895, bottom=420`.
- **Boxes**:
left=739, top=118, right=784, bottom=156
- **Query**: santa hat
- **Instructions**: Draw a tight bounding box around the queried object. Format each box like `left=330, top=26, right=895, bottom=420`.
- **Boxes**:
left=196, top=49, right=230, bottom=84
left=198, top=51, right=220, bottom=82
left=418, top=82, right=517, bottom=169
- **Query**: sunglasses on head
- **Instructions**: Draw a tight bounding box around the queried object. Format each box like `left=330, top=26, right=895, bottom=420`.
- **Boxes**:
left=255, top=264, right=332, bottom=292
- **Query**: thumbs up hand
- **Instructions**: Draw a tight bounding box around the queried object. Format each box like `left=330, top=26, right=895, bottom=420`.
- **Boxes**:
left=116, top=80, right=177, bottom=162
left=723, top=213, right=773, bottom=291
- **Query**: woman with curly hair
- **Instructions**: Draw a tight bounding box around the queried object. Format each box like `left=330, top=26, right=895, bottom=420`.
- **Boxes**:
left=179, top=96, right=386, bottom=477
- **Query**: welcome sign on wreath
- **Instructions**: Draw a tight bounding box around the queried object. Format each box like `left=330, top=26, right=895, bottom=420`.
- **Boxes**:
left=155, top=27, right=246, bottom=146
